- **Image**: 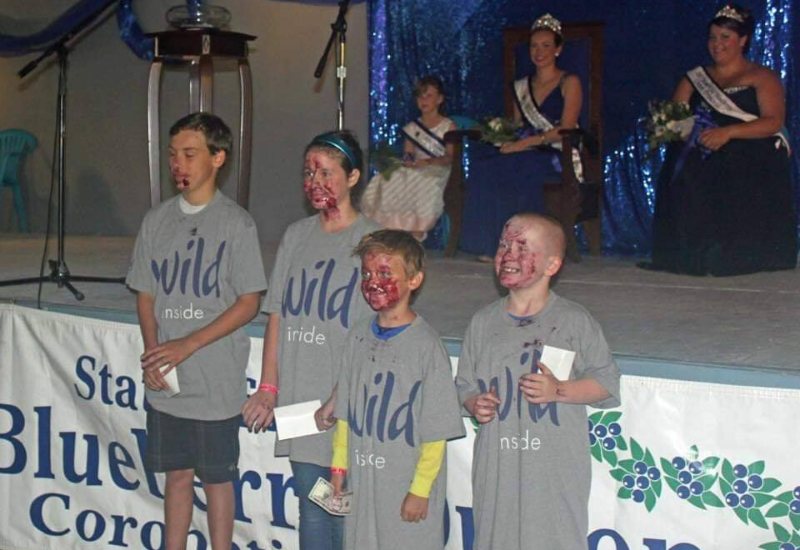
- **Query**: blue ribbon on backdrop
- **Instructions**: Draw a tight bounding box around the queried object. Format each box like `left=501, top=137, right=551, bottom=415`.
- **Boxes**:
left=369, top=0, right=800, bottom=254
left=1, top=0, right=366, bottom=61
left=0, top=0, right=153, bottom=60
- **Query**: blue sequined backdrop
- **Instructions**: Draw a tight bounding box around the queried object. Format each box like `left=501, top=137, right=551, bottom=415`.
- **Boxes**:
left=368, top=0, right=799, bottom=254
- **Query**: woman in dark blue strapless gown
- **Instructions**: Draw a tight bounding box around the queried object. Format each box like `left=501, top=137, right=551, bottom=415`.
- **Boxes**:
left=649, top=5, right=797, bottom=276
left=461, top=14, right=583, bottom=258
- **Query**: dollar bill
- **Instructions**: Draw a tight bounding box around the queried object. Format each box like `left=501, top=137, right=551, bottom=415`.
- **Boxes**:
left=308, top=477, right=352, bottom=516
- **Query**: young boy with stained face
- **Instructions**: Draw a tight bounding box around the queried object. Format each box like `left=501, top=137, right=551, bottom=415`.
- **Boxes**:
left=456, top=213, right=621, bottom=550
left=329, top=229, right=465, bottom=550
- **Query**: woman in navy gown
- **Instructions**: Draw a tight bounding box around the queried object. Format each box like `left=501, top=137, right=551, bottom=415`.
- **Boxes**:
left=461, top=13, right=583, bottom=258
left=647, top=4, right=796, bottom=276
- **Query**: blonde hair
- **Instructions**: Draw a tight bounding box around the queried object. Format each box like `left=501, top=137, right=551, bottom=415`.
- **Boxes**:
left=510, top=213, right=566, bottom=259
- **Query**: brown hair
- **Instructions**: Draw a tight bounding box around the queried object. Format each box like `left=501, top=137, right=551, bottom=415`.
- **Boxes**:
left=170, top=112, right=232, bottom=157
left=354, top=229, right=425, bottom=278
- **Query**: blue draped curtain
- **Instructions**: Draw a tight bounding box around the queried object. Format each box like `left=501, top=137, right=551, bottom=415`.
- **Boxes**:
left=368, top=0, right=799, bottom=254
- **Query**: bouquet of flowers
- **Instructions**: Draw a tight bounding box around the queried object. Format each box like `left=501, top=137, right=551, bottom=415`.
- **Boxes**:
left=371, top=141, right=404, bottom=180
left=647, top=100, right=694, bottom=150
left=476, top=117, right=521, bottom=146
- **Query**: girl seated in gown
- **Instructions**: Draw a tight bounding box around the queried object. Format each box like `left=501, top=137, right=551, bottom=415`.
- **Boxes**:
left=460, top=14, right=584, bottom=260
left=360, top=75, right=456, bottom=241
left=647, top=4, right=797, bottom=276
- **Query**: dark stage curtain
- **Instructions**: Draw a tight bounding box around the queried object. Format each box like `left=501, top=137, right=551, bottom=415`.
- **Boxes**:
left=368, top=0, right=800, bottom=254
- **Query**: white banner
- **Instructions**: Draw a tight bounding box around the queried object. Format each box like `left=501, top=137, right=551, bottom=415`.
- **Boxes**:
left=2, top=303, right=799, bottom=550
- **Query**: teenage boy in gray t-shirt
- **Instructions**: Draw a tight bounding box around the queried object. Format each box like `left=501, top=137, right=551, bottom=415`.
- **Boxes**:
left=127, top=112, right=267, bottom=550
left=456, top=213, right=620, bottom=550
left=330, top=230, right=465, bottom=550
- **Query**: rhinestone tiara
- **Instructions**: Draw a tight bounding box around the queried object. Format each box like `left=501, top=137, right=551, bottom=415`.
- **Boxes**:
left=715, top=5, right=745, bottom=23
left=531, top=13, right=562, bottom=36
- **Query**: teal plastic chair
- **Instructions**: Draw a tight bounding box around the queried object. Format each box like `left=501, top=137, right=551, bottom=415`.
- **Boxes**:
left=0, top=129, right=37, bottom=232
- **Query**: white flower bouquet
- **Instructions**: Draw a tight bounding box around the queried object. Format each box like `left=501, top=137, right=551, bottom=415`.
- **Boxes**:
left=647, top=100, right=694, bottom=150
left=476, top=117, right=521, bottom=146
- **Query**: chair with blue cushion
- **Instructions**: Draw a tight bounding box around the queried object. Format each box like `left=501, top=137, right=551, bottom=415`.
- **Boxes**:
left=0, top=129, right=37, bottom=232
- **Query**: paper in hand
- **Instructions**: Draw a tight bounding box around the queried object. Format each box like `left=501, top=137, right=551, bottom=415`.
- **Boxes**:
left=540, top=345, right=576, bottom=381
left=160, top=364, right=180, bottom=398
left=274, top=400, right=324, bottom=440
left=309, top=477, right=352, bottom=516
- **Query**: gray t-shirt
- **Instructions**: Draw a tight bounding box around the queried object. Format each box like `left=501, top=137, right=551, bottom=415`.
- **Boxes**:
left=455, top=292, right=620, bottom=550
left=126, top=191, right=268, bottom=420
left=265, top=214, right=382, bottom=465
left=335, top=315, right=465, bottom=550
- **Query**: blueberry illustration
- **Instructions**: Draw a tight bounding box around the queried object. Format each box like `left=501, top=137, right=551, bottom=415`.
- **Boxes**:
left=678, top=470, right=693, bottom=484
left=779, top=544, right=793, bottom=550
left=636, top=476, right=650, bottom=490
left=589, top=433, right=597, bottom=446
left=608, top=422, right=621, bottom=436
left=622, top=475, right=635, bottom=489
left=588, top=420, right=594, bottom=432
left=632, top=489, right=645, bottom=503
left=672, top=457, right=686, bottom=470
left=676, top=485, right=691, bottom=499
left=747, top=474, right=763, bottom=490
left=733, top=479, right=748, bottom=494
left=689, top=480, right=704, bottom=495
left=688, top=460, right=703, bottom=475
left=634, top=461, right=648, bottom=475
left=733, top=464, right=748, bottom=478
left=789, top=499, right=800, bottom=514
left=647, top=467, right=661, bottom=481
left=594, top=424, right=608, bottom=438
left=793, top=486, right=800, bottom=499
left=740, top=494, right=755, bottom=509
left=603, top=437, right=616, bottom=450
left=725, top=493, right=739, bottom=507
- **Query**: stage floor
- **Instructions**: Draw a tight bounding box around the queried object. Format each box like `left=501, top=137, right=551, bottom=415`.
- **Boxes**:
left=2, top=234, right=799, bottom=373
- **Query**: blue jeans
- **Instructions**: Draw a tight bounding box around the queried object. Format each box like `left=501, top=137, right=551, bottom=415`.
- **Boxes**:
left=291, top=461, right=344, bottom=550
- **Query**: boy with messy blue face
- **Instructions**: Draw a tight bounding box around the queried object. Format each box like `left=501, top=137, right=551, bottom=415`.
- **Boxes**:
left=329, top=229, right=464, bottom=550
left=456, top=213, right=621, bottom=550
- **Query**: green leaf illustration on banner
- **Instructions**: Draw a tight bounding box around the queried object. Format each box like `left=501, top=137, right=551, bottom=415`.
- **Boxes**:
left=766, top=502, right=789, bottom=518
left=757, top=522, right=800, bottom=550
left=750, top=461, right=766, bottom=476
left=773, top=522, right=790, bottom=542
left=589, top=411, right=625, bottom=465
left=596, top=410, right=796, bottom=547
left=630, top=438, right=644, bottom=461
left=702, top=491, right=724, bottom=508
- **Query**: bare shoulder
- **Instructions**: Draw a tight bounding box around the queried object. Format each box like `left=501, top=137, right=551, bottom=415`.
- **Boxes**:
left=672, top=76, right=694, bottom=102
left=562, top=73, right=583, bottom=92
left=751, top=64, right=782, bottom=87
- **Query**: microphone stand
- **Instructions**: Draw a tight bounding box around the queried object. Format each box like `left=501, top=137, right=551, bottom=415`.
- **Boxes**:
left=0, top=0, right=125, bottom=301
left=314, top=0, right=351, bottom=131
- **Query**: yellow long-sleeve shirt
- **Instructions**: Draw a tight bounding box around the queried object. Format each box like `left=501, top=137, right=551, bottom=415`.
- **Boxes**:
left=331, top=419, right=446, bottom=498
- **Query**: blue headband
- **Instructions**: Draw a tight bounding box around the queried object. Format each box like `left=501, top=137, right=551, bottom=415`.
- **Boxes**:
left=311, top=134, right=359, bottom=171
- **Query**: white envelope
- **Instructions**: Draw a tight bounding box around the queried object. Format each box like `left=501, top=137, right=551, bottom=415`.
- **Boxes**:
left=540, top=345, right=575, bottom=381
left=274, top=400, right=324, bottom=440
left=160, top=364, right=180, bottom=398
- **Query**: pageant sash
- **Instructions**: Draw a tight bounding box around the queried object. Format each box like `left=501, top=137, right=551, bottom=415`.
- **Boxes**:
left=401, top=120, right=447, bottom=159
left=513, top=76, right=584, bottom=182
left=687, top=66, right=790, bottom=153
